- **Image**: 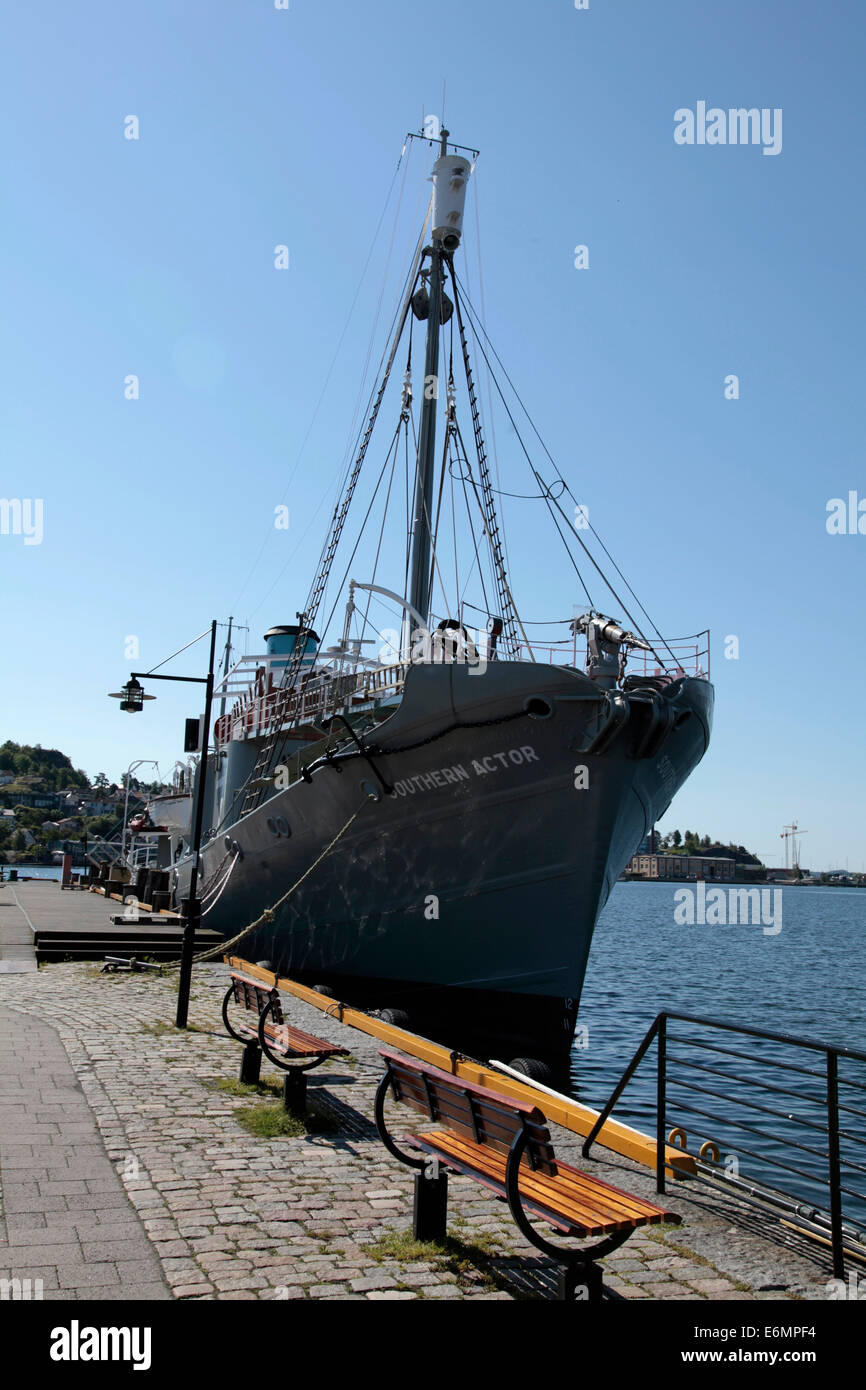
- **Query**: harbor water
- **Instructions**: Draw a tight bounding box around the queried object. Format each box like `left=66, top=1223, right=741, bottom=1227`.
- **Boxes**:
left=573, top=882, right=866, bottom=1221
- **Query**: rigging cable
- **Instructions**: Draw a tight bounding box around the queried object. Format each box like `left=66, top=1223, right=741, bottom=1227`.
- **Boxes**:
left=233, top=141, right=412, bottom=612
left=248, top=199, right=431, bottom=626
left=454, top=274, right=681, bottom=671
left=453, top=276, right=680, bottom=672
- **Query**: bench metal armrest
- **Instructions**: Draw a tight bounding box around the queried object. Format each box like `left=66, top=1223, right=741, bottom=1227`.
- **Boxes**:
left=504, top=1130, right=630, bottom=1265
left=256, top=997, right=331, bottom=1073
left=221, top=981, right=252, bottom=1043
left=374, top=1070, right=428, bottom=1172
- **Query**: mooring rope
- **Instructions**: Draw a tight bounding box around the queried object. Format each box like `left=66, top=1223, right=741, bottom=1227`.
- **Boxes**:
left=162, top=797, right=371, bottom=970
left=199, top=852, right=241, bottom=918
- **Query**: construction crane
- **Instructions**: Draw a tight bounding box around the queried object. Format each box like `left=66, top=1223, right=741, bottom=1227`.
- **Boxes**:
left=781, top=822, right=808, bottom=872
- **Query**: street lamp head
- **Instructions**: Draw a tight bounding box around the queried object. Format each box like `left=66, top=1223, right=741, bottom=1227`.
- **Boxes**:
left=107, top=678, right=156, bottom=713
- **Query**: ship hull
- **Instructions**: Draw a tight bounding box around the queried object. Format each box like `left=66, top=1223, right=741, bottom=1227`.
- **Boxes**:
left=176, top=661, right=712, bottom=1064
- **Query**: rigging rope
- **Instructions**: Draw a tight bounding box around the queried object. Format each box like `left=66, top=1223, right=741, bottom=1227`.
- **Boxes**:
left=235, top=143, right=413, bottom=613
left=454, top=275, right=681, bottom=671
left=164, top=800, right=370, bottom=969
left=450, top=268, right=522, bottom=658
left=234, top=225, right=430, bottom=822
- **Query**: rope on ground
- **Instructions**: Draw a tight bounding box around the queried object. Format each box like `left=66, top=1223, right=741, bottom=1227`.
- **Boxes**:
left=163, top=797, right=372, bottom=970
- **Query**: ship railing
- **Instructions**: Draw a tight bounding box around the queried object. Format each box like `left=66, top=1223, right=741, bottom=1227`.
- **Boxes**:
left=582, top=1011, right=866, bottom=1279
left=287, top=661, right=408, bottom=726
left=626, top=630, right=711, bottom=682
left=85, top=837, right=124, bottom=868
left=513, top=640, right=578, bottom=667
left=511, top=630, right=710, bottom=680
left=219, top=660, right=409, bottom=742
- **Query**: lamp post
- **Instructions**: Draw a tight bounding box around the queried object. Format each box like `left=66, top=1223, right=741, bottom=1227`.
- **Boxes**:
left=109, top=620, right=218, bottom=1028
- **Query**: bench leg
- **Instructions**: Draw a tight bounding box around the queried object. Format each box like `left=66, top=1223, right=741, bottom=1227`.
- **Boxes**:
left=239, top=1040, right=262, bottom=1084
left=558, top=1260, right=603, bottom=1303
left=282, top=1071, right=306, bottom=1118
left=413, top=1162, right=448, bottom=1243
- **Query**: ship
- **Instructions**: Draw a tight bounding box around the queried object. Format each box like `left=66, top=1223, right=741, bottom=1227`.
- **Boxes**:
left=156, top=129, right=712, bottom=1072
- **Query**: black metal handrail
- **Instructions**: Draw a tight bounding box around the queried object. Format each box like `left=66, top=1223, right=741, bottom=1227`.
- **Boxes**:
left=582, top=1011, right=866, bottom=1278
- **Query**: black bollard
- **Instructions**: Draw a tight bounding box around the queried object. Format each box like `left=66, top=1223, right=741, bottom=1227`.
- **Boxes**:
left=239, top=1039, right=262, bottom=1085
left=282, top=1072, right=306, bottom=1118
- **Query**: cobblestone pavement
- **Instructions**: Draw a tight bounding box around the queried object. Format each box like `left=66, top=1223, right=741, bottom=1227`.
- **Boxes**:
left=0, top=1003, right=169, bottom=1299
left=0, top=954, right=838, bottom=1302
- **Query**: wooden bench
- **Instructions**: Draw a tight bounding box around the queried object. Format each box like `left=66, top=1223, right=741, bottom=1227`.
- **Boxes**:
left=375, top=1047, right=681, bottom=1301
left=221, top=969, right=349, bottom=1116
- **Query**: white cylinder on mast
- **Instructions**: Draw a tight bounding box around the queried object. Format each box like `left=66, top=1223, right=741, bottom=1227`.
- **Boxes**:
left=432, top=154, right=472, bottom=250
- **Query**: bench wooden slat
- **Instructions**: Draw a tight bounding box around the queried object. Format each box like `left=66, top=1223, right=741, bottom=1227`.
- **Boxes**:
left=408, top=1129, right=679, bottom=1237
left=231, top=972, right=285, bottom=1024
left=231, top=1017, right=346, bottom=1058
left=422, top=1127, right=673, bottom=1227
left=227, top=970, right=347, bottom=1059
left=379, top=1047, right=545, bottom=1116
left=407, top=1130, right=613, bottom=1235
left=380, top=1046, right=558, bottom=1175
left=389, top=1074, right=554, bottom=1157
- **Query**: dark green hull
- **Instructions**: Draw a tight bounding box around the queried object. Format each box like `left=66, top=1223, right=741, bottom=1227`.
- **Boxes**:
left=178, top=661, right=713, bottom=1063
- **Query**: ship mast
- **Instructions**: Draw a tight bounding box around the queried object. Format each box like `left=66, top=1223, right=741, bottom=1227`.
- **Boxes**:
left=407, top=128, right=470, bottom=630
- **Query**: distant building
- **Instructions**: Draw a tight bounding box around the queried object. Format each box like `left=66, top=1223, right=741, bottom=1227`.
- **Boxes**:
left=1, top=790, right=59, bottom=810
left=627, top=853, right=737, bottom=881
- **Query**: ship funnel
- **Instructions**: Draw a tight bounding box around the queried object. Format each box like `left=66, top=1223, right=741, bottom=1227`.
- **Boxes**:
left=432, top=154, right=472, bottom=251
left=264, top=624, right=319, bottom=676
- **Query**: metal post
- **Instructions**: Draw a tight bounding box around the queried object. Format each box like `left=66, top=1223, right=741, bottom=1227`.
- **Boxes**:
left=282, top=1072, right=306, bottom=1118
left=407, top=129, right=448, bottom=630
left=826, top=1051, right=844, bottom=1279
left=239, top=1039, right=262, bottom=1085
left=413, top=1164, right=448, bottom=1242
left=656, top=1014, right=667, bottom=1194
left=218, top=616, right=233, bottom=722
left=407, top=244, right=442, bottom=630
left=175, top=620, right=217, bottom=1029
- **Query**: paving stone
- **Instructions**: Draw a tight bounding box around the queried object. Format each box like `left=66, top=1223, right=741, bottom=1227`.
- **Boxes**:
left=686, top=1278, right=738, bottom=1294
left=350, top=1273, right=399, bottom=1292
left=0, top=921, right=828, bottom=1304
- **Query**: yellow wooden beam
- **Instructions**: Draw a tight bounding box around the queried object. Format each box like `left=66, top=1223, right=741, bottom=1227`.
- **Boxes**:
left=227, top=956, right=695, bottom=1179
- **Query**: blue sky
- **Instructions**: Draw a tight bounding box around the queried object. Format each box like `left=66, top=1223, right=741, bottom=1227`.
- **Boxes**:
left=2, top=1, right=864, bottom=870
